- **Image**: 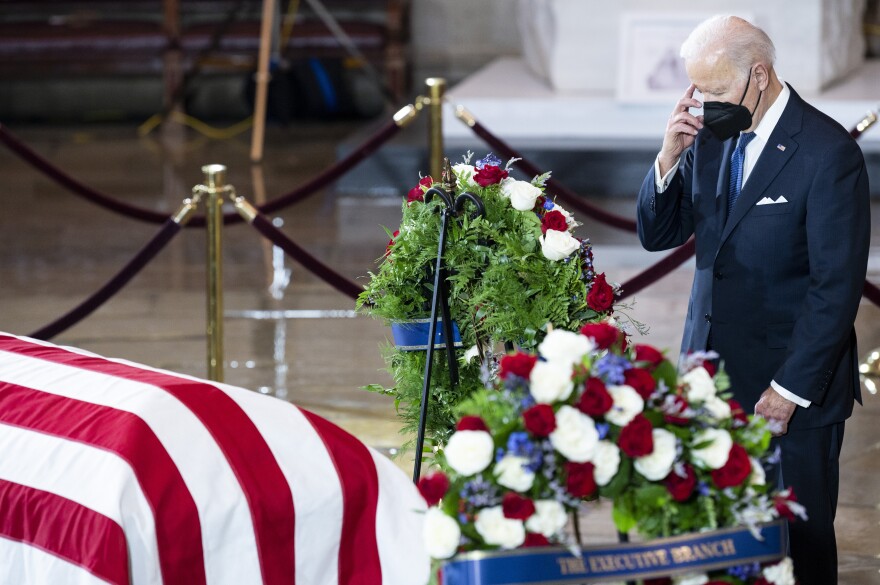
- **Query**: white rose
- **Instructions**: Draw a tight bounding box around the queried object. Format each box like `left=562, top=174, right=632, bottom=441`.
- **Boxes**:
left=749, top=457, right=766, bottom=486
left=525, top=500, right=568, bottom=537
left=704, top=396, right=732, bottom=420
left=540, top=229, right=581, bottom=261
left=634, top=429, right=678, bottom=480
left=452, top=163, right=477, bottom=188
left=762, top=557, right=796, bottom=585
left=591, top=440, right=621, bottom=486
left=538, top=329, right=595, bottom=366
left=444, top=430, right=495, bottom=476
left=474, top=506, right=526, bottom=549
left=673, top=573, right=709, bottom=585
left=690, top=428, right=733, bottom=470
left=682, top=366, right=717, bottom=403
left=494, top=455, right=535, bottom=492
left=501, top=179, right=542, bottom=210
left=529, top=360, right=574, bottom=404
left=549, top=405, right=599, bottom=462
left=423, top=508, right=461, bottom=559
left=605, top=385, right=645, bottom=427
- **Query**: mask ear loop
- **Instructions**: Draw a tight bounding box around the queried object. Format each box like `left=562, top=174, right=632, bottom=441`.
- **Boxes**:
left=738, top=66, right=763, bottom=119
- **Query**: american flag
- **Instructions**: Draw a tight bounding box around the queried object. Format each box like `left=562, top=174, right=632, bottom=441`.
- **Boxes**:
left=0, top=332, right=429, bottom=584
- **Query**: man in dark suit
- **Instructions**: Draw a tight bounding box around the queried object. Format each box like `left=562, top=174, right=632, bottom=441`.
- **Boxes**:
left=636, top=15, right=870, bottom=585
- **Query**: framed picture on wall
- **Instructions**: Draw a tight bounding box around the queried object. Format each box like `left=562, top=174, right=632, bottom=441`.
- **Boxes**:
left=616, top=12, right=754, bottom=104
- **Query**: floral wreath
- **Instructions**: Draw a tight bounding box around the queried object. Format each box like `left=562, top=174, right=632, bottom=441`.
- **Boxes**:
left=359, top=153, right=621, bottom=444
left=418, top=323, right=804, bottom=585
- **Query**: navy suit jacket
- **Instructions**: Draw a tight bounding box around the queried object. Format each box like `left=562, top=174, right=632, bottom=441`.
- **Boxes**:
left=637, top=85, right=870, bottom=429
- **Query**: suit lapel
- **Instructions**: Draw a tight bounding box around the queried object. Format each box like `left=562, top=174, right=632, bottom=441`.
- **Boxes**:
left=718, top=85, right=804, bottom=247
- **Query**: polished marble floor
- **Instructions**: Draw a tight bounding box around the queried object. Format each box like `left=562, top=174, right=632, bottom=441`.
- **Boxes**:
left=0, top=120, right=878, bottom=582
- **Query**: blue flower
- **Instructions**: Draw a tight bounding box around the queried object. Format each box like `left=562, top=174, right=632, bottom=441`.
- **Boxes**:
left=520, top=393, right=536, bottom=410
left=507, top=432, right=535, bottom=459
left=595, top=354, right=632, bottom=385
left=727, top=562, right=762, bottom=579
left=475, top=153, right=503, bottom=169
left=595, top=422, right=610, bottom=440
left=543, top=200, right=555, bottom=210
left=698, top=481, right=711, bottom=497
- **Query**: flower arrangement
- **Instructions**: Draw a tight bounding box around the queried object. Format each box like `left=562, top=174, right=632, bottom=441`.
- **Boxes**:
left=358, top=153, right=620, bottom=445
left=418, top=323, right=804, bottom=585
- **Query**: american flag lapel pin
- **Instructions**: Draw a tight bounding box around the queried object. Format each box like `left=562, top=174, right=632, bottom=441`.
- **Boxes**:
left=777, top=144, right=786, bottom=151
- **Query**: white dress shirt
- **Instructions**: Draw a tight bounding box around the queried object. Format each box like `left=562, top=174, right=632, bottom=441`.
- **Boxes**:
left=653, top=83, right=810, bottom=408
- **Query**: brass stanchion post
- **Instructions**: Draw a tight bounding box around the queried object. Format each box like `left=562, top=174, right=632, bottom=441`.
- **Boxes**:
left=199, top=164, right=229, bottom=381
left=425, top=78, right=446, bottom=180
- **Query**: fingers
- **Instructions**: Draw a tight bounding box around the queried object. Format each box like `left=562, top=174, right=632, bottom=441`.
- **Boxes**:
left=672, top=84, right=703, bottom=114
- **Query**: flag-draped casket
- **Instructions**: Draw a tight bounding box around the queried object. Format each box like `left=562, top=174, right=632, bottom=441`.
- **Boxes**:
left=0, top=333, right=429, bottom=585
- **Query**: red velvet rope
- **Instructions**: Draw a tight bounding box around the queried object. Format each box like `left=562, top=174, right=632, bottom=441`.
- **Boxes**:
left=617, top=238, right=696, bottom=301
left=0, top=119, right=401, bottom=227
left=247, top=214, right=363, bottom=300
left=29, top=218, right=184, bottom=340
left=466, top=120, right=639, bottom=232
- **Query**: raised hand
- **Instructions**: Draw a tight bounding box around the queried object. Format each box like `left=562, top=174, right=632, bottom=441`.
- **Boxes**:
left=658, top=84, right=704, bottom=176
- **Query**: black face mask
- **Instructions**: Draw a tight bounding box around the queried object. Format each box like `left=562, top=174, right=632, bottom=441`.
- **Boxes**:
left=702, top=69, right=763, bottom=141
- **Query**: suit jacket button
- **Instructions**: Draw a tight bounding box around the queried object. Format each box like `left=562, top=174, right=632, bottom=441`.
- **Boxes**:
left=714, top=272, right=723, bottom=280
left=704, top=313, right=712, bottom=323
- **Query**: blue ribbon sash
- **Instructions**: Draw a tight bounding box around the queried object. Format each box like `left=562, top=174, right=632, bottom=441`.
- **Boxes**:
left=441, top=522, right=787, bottom=585
left=390, top=319, right=463, bottom=351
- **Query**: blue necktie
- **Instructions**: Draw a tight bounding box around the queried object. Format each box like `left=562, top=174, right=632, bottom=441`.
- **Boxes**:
left=728, top=131, right=757, bottom=216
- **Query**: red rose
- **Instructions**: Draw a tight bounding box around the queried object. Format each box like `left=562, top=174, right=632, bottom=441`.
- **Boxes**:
left=565, top=461, right=597, bottom=498
left=579, top=322, right=620, bottom=350
left=499, top=352, right=539, bottom=379
left=456, top=416, right=489, bottom=432
left=417, top=472, right=450, bottom=506
left=540, top=210, right=569, bottom=234
left=406, top=176, right=433, bottom=202
left=753, top=579, right=772, bottom=585
left=523, top=404, right=556, bottom=437
left=663, top=464, right=697, bottom=502
left=663, top=394, right=691, bottom=425
left=624, top=368, right=657, bottom=401
left=522, top=532, right=550, bottom=548
left=502, top=492, right=536, bottom=520
left=711, top=443, right=752, bottom=489
left=384, top=230, right=400, bottom=258
left=634, top=344, right=664, bottom=368
left=620, top=335, right=629, bottom=353
left=618, top=414, right=654, bottom=457
left=474, top=165, right=509, bottom=186
left=643, top=579, right=672, bottom=585
left=703, top=361, right=717, bottom=377
left=729, top=399, right=749, bottom=426
left=577, top=377, right=613, bottom=417
left=587, top=273, right=615, bottom=313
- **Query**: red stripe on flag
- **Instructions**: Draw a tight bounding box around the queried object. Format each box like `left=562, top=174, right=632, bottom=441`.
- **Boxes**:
left=0, top=335, right=296, bottom=585
left=0, top=478, right=131, bottom=585
left=301, top=409, right=382, bottom=585
left=0, top=383, right=207, bottom=584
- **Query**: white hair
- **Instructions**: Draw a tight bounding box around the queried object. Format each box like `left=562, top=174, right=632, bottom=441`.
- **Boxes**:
left=680, top=15, right=776, bottom=81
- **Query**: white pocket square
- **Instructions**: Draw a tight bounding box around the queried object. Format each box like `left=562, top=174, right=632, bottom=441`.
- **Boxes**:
left=756, top=196, right=788, bottom=206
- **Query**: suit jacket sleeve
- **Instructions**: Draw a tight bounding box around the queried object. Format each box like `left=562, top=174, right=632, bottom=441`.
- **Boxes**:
left=637, top=147, right=696, bottom=252
left=773, top=138, right=871, bottom=404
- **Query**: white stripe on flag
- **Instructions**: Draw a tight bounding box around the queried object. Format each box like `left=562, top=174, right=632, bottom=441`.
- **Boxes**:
left=0, top=423, right=159, bottom=585
left=0, top=535, right=113, bottom=585
left=370, top=450, right=429, bottom=585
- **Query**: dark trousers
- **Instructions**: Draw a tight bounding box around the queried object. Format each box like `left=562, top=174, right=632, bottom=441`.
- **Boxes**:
left=768, top=422, right=845, bottom=585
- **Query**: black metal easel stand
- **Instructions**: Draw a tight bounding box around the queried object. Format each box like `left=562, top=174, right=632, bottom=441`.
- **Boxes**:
left=412, top=180, right=484, bottom=483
